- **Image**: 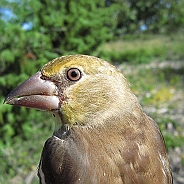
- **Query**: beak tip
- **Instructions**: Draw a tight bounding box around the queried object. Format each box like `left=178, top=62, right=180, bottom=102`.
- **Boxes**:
left=3, top=97, right=8, bottom=104
left=4, top=92, right=15, bottom=104
left=3, top=97, right=12, bottom=105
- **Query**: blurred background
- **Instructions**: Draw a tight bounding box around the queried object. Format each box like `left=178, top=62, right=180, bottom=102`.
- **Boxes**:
left=0, top=0, right=184, bottom=183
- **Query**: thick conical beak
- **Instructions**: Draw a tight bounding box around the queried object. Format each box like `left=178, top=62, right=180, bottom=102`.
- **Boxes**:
left=4, top=71, right=60, bottom=111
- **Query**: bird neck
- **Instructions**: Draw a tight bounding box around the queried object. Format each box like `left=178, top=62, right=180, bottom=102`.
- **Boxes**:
left=51, top=110, right=71, bottom=139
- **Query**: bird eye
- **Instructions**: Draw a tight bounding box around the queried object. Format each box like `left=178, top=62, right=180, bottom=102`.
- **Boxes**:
left=67, top=68, right=81, bottom=81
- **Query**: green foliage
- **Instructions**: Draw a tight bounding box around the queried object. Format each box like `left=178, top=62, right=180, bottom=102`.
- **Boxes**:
left=142, top=87, right=173, bottom=105
left=98, top=33, right=184, bottom=64
left=0, top=117, right=53, bottom=183
left=157, top=117, right=184, bottom=149
left=3, top=0, right=117, bottom=55
left=111, top=0, right=184, bottom=34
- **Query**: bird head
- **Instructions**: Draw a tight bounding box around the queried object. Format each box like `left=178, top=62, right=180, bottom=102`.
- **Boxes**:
left=4, top=55, right=140, bottom=136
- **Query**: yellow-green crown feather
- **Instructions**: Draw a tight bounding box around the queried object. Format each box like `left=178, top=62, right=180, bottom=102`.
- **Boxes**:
left=41, top=54, right=122, bottom=77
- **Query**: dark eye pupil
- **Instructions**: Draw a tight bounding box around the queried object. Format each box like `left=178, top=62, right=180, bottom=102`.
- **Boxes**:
left=71, top=71, right=78, bottom=78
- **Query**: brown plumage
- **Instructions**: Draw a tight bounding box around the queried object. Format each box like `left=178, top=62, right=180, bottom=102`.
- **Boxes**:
left=4, top=55, right=172, bottom=184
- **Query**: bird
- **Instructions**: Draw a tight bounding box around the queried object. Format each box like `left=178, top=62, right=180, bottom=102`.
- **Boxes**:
left=4, top=54, right=172, bottom=184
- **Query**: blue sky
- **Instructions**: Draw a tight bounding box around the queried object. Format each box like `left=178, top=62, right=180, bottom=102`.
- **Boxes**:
left=0, top=8, right=14, bottom=21
left=0, top=7, right=32, bottom=30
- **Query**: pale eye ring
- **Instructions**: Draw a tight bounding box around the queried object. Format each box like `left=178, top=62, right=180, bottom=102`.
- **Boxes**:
left=67, top=68, right=81, bottom=81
